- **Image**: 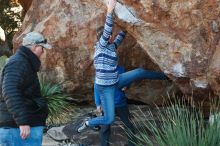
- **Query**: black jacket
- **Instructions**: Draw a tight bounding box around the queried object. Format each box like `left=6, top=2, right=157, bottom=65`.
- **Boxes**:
left=0, top=46, right=48, bottom=127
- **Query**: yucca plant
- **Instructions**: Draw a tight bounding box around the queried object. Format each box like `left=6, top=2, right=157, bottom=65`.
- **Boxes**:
left=127, top=99, right=220, bottom=146
left=39, top=77, right=75, bottom=125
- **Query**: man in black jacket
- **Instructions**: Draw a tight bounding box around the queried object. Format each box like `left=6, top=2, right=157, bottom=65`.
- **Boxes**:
left=0, top=32, right=52, bottom=146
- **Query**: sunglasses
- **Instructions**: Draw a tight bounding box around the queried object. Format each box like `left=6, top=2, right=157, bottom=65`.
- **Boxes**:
left=35, top=39, right=47, bottom=44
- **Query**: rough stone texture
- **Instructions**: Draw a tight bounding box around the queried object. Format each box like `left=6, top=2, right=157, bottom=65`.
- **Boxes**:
left=208, top=40, right=220, bottom=95
left=42, top=134, right=61, bottom=146
left=47, top=126, right=68, bottom=141
left=14, top=0, right=220, bottom=102
left=113, top=0, right=220, bottom=98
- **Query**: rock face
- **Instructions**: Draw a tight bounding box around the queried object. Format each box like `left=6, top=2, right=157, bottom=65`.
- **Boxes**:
left=14, top=0, right=220, bottom=102
left=113, top=0, right=220, bottom=98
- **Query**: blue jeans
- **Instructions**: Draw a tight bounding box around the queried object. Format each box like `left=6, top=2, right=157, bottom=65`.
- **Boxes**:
left=89, top=68, right=167, bottom=126
left=118, top=68, right=167, bottom=89
left=100, top=105, right=135, bottom=146
left=0, top=126, right=44, bottom=146
left=89, top=85, right=116, bottom=126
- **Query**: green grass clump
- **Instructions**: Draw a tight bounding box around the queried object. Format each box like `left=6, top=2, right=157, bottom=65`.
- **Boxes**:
left=128, top=100, right=220, bottom=146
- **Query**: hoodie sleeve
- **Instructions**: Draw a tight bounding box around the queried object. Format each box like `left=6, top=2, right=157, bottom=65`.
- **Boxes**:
left=98, top=13, right=113, bottom=48
left=113, top=31, right=126, bottom=49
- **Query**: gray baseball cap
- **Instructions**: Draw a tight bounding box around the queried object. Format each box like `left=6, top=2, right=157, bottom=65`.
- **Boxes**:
left=22, top=32, right=52, bottom=49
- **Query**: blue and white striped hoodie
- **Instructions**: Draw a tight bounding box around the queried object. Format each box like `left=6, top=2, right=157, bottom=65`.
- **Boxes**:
left=94, top=13, right=125, bottom=86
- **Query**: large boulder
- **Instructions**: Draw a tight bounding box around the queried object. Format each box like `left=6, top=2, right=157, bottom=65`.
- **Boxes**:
left=14, top=0, right=220, bottom=103
left=113, top=0, right=220, bottom=98
left=14, top=0, right=175, bottom=104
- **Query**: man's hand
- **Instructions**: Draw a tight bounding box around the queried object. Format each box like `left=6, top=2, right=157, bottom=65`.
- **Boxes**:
left=107, top=0, right=117, bottom=14
left=19, top=125, right=30, bottom=139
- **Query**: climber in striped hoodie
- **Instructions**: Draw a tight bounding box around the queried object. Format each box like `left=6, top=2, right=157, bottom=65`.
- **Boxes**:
left=77, top=0, right=123, bottom=133
left=93, top=23, right=125, bottom=86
